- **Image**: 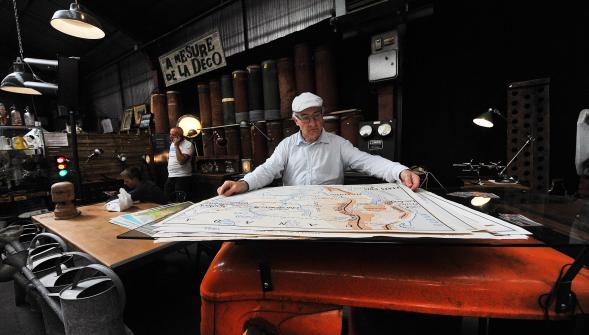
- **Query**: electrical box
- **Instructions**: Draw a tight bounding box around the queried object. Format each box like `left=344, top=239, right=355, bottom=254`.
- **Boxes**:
left=368, top=30, right=398, bottom=82
left=357, top=120, right=395, bottom=161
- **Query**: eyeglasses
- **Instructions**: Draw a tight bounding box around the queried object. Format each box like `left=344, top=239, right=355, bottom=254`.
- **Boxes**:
left=294, top=111, right=323, bottom=123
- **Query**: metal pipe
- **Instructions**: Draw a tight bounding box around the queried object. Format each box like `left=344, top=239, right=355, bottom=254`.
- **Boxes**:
left=69, top=110, right=83, bottom=201
left=23, top=58, right=59, bottom=69
left=23, top=81, right=58, bottom=95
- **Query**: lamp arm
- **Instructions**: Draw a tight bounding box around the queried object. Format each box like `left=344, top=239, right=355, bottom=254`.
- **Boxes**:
left=491, top=108, right=507, bottom=121
left=251, top=122, right=271, bottom=141
left=499, top=135, right=535, bottom=176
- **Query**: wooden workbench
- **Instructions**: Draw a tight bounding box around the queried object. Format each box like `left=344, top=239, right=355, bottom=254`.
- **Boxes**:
left=31, top=202, right=172, bottom=269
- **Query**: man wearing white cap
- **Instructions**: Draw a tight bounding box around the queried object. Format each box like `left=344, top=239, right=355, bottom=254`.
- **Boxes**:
left=218, top=92, right=420, bottom=196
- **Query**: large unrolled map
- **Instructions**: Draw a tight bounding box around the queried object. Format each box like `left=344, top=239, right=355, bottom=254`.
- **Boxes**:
left=153, top=183, right=530, bottom=242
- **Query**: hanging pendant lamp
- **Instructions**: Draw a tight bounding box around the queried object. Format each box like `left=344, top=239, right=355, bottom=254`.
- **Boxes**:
left=1, top=0, right=43, bottom=95
left=51, top=2, right=105, bottom=39
left=0, top=58, right=42, bottom=95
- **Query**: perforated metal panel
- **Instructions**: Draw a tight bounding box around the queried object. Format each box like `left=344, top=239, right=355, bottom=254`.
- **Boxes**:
left=506, top=78, right=550, bottom=192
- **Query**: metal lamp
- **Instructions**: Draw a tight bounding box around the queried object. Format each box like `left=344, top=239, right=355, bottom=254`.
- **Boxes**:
left=473, top=108, right=505, bottom=128
left=472, top=107, right=535, bottom=182
left=177, top=115, right=202, bottom=139
left=1, top=58, right=59, bottom=95
left=51, top=2, right=105, bottom=39
left=0, top=59, right=41, bottom=95
left=1, top=0, right=47, bottom=95
left=2, top=0, right=60, bottom=95
left=86, top=148, right=103, bottom=162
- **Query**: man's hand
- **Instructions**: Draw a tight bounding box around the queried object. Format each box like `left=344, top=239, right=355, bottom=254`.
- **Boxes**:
left=399, top=169, right=421, bottom=191
left=173, top=136, right=182, bottom=145
left=217, top=180, right=249, bottom=196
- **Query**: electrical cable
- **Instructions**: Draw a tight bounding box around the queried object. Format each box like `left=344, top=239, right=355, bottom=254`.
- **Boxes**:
left=538, top=263, right=577, bottom=321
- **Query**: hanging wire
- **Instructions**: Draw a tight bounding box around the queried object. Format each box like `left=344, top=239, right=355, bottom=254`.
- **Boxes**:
left=11, top=0, right=25, bottom=60
left=11, top=0, right=50, bottom=83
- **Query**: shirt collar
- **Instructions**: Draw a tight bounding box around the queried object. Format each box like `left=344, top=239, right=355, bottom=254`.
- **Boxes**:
left=295, top=129, right=331, bottom=146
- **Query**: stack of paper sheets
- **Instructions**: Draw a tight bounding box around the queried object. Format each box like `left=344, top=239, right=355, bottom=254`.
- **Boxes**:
left=152, top=183, right=531, bottom=242
left=110, top=202, right=193, bottom=230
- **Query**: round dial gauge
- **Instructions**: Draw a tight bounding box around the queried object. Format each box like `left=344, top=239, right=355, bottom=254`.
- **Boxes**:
left=377, top=123, right=392, bottom=136
left=359, top=125, right=372, bottom=137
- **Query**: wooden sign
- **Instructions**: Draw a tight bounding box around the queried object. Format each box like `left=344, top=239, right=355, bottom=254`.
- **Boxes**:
left=158, top=31, right=226, bottom=87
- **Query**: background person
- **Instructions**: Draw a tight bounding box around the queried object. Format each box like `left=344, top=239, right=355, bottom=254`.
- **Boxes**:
left=115, top=166, right=165, bottom=204
left=165, top=127, right=195, bottom=201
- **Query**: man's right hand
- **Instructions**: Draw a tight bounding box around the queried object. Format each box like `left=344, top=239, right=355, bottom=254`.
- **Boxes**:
left=217, top=180, right=249, bottom=196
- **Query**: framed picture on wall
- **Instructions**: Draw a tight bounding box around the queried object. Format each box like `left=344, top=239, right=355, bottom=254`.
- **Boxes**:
left=120, top=108, right=133, bottom=131
left=133, top=104, right=146, bottom=126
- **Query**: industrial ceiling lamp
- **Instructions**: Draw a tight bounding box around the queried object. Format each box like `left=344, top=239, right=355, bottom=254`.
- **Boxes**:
left=1, top=59, right=42, bottom=95
left=1, top=0, right=42, bottom=95
left=473, top=108, right=506, bottom=128
left=51, top=1, right=105, bottom=39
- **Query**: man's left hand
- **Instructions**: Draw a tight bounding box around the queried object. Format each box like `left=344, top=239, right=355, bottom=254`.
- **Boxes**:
left=400, top=169, right=420, bottom=191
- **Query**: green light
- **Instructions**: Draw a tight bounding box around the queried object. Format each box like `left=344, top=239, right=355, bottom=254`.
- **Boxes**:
left=58, top=170, right=69, bottom=177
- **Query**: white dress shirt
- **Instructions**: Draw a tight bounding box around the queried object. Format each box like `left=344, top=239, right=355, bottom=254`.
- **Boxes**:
left=243, top=130, right=408, bottom=191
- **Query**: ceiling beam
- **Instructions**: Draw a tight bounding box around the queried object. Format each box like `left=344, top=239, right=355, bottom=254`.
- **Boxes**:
left=85, top=0, right=236, bottom=77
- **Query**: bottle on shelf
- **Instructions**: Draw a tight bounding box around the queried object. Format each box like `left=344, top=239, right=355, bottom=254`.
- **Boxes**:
left=23, top=106, right=35, bottom=126
left=10, top=105, right=23, bottom=126
left=0, top=103, right=8, bottom=126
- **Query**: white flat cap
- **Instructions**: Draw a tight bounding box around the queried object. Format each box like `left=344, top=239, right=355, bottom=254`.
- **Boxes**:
left=292, top=92, right=323, bottom=113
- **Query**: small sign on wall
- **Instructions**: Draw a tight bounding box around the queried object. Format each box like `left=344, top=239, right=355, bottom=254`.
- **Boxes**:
left=158, top=31, right=226, bottom=87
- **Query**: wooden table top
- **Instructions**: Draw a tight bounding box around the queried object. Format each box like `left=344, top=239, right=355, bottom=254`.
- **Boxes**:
left=32, top=202, right=169, bottom=269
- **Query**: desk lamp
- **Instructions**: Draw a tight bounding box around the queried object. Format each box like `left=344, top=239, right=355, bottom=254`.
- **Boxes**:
left=86, top=148, right=103, bottom=162
left=177, top=115, right=202, bottom=139
left=177, top=115, right=202, bottom=156
left=473, top=108, right=505, bottom=128
left=473, top=108, right=535, bottom=182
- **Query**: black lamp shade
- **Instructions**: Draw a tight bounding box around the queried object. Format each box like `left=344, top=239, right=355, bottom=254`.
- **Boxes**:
left=51, top=3, right=105, bottom=39
left=0, top=62, right=42, bottom=95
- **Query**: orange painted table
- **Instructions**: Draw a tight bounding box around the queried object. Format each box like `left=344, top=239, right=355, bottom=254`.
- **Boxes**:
left=31, top=202, right=171, bottom=270
left=200, top=241, right=589, bottom=335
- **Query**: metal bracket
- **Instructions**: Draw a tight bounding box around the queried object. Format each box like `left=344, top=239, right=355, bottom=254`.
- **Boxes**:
left=553, top=247, right=588, bottom=313
left=258, top=261, right=273, bottom=292
left=254, top=244, right=273, bottom=292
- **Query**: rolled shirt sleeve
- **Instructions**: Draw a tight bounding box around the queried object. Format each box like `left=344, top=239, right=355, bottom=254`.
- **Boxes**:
left=242, top=139, right=289, bottom=191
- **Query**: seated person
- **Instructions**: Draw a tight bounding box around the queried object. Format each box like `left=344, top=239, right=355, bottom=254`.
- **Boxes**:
left=120, top=167, right=165, bottom=204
